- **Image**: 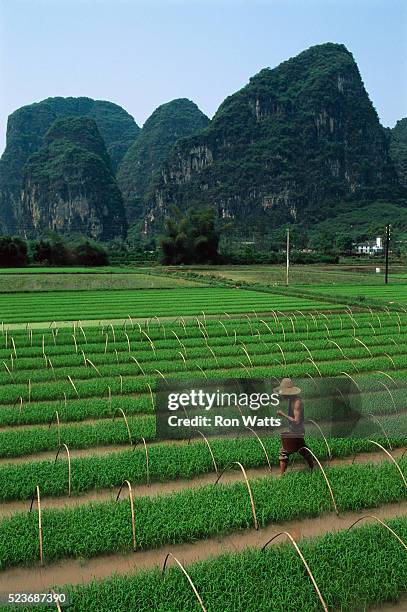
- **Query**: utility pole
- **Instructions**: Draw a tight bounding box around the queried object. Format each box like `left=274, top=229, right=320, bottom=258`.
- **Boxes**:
left=286, top=227, right=290, bottom=287
left=385, top=224, right=390, bottom=285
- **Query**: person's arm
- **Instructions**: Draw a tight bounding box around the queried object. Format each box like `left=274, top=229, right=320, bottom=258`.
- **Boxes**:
left=277, top=399, right=302, bottom=424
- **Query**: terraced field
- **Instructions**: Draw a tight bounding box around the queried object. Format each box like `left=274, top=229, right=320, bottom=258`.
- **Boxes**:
left=0, top=285, right=406, bottom=611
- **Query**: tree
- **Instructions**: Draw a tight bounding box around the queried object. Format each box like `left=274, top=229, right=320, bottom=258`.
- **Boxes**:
left=0, top=237, right=28, bottom=267
left=32, top=236, right=69, bottom=265
left=159, top=206, right=220, bottom=264
left=72, top=240, right=109, bottom=266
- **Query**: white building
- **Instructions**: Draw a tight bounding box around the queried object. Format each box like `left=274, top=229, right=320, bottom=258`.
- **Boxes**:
left=353, top=236, right=383, bottom=255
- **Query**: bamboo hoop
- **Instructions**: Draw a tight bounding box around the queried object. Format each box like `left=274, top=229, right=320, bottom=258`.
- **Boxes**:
left=116, top=480, right=136, bottom=550
left=113, top=408, right=133, bottom=447
left=339, top=372, right=361, bottom=392
left=54, top=444, right=71, bottom=496
left=261, top=531, right=328, bottom=612
left=245, top=427, right=272, bottom=471
left=376, top=371, right=398, bottom=386
left=214, top=461, right=258, bottom=530
left=299, top=447, right=339, bottom=515
left=376, top=381, right=398, bottom=412
left=366, top=414, right=393, bottom=450
left=307, top=420, right=332, bottom=460
left=86, top=358, right=102, bottom=377
left=48, top=410, right=61, bottom=447
left=368, top=440, right=407, bottom=487
left=124, top=332, right=131, bottom=353
left=133, top=437, right=150, bottom=485
left=353, top=337, right=372, bottom=357
left=194, top=430, right=219, bottom=475
left=147, top=383, right=155, bottom=410
left=347, top=515, right=407, bottom=552
left=306, top=357, right=322, bottom=377
left=161, top=552, right=207, bottom=611
left=131, top=356, right=145, bottom=375
left=29, top=485, right=43, bottom=565
left=67, top=375, right=79, bottom=398
left=50, top=590, right=62, bottom=612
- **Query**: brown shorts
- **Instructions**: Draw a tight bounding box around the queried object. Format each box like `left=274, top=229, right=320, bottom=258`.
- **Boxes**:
left=279, top=437, right=312, bottom=461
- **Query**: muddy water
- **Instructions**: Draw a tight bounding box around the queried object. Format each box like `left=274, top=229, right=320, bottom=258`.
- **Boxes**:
left=1, top=500, right=407, bottom=593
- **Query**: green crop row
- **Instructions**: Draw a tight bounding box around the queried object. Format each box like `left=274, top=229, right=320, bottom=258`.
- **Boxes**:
left=2, top=332, right=407, bottom=387
left=10, top=517, right=407, bottom=612
left=0, top=288, right=340, bottom=322
left=0, top=415, right=155, bottom=458
left=0, top=458, right=406, bottom=570
left=0, top=382, right=404, bottom=427
left=1, top=351, right=407, bottom=408
left=0, top=435, right=405, bottom=502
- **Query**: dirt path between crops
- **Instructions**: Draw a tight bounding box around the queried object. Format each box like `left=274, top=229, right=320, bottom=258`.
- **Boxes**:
left=0, top=448, right=405, bottom=518
left=369, top=596, right=407, bottom=611
left=1, top=499, right=406, bottom=594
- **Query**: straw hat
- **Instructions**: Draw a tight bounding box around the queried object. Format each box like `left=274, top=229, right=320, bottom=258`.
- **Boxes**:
left=273, top=377, right=301, bottom=396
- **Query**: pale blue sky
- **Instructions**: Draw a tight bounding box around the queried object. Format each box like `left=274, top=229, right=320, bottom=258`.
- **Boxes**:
left=0, top=0, right=406, bottom=154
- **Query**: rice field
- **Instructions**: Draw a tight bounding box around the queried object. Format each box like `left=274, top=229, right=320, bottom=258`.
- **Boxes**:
left=301, top=284, right=407, bottom=306
left=0, top=281, right=406, bottom=611
left=0, top=287, right=344, bottom=324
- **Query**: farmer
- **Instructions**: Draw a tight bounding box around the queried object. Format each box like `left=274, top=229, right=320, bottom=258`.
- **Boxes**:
left=274, top=378, right=314, bottom=475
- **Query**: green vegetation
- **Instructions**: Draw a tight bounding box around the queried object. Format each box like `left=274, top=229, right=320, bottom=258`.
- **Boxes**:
left=0, top=271, right=205, bottom=292
left=0, top=237, right=28, bottom=266
left=0, top=287, right=341, bottom=322
left=160, top=206, right=221, bottom=264
left=0, top=436, right=403, bottom=502
left=22, top=518, right=407, bottom=612
left=0, top=96, right=139, bottom=234
left=117, top=98, right=209, bottom=224
left=148, top=43, right=405, bottom=239
left=390, top=117, right=407, bottom=188
left=0, top=459, right=406, bottom=570
left=20, top=117, right=126, bottom=240
left=300, top=283, right=407, bottom=305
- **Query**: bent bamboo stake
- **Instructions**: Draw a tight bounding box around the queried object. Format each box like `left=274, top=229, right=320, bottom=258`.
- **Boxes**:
left=368, top=440, right=407, bottom=487
left=50, top=590, right=62, bottom=612
left=299, top=447, right=339, bottom=515
left=347, top=515, right=407, bottom=552
left=161, top=552, right=207, bottom=612
left=54, top=444, right=71, bottom=496
left=376, top=371, right=398, bottom=386
left=147, top=383, right=155, bottom=410
left=113, top=408, right=133, bottom=447
left=133, top=437, right=150, bottom=486
left=86, top=358, right=102, bottom=377
left=245, top=427, right=272, bottom=472
left=131, top=356, right=145, bottom=375
left=339, top=371, right=361, bottom=392
left=366, top=414, right=392, bottom=450
left=195, top=430, right=219, bottom=475
left=49, top=410, right=61, bottom=447
left=116, top=480, right=136, bottom=551
left=67, top=375, right=79, bottom=398
left=29, top=485, right=43, bottom=565
left=376, top=381, right=397, bottom=412
left=214, top=461, right=258, bottom=530
left=261, top=531, right=328, bottom=612
left=307, top=420, right=332, bottom=461
left=306, top=357, right=322, bottom=378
